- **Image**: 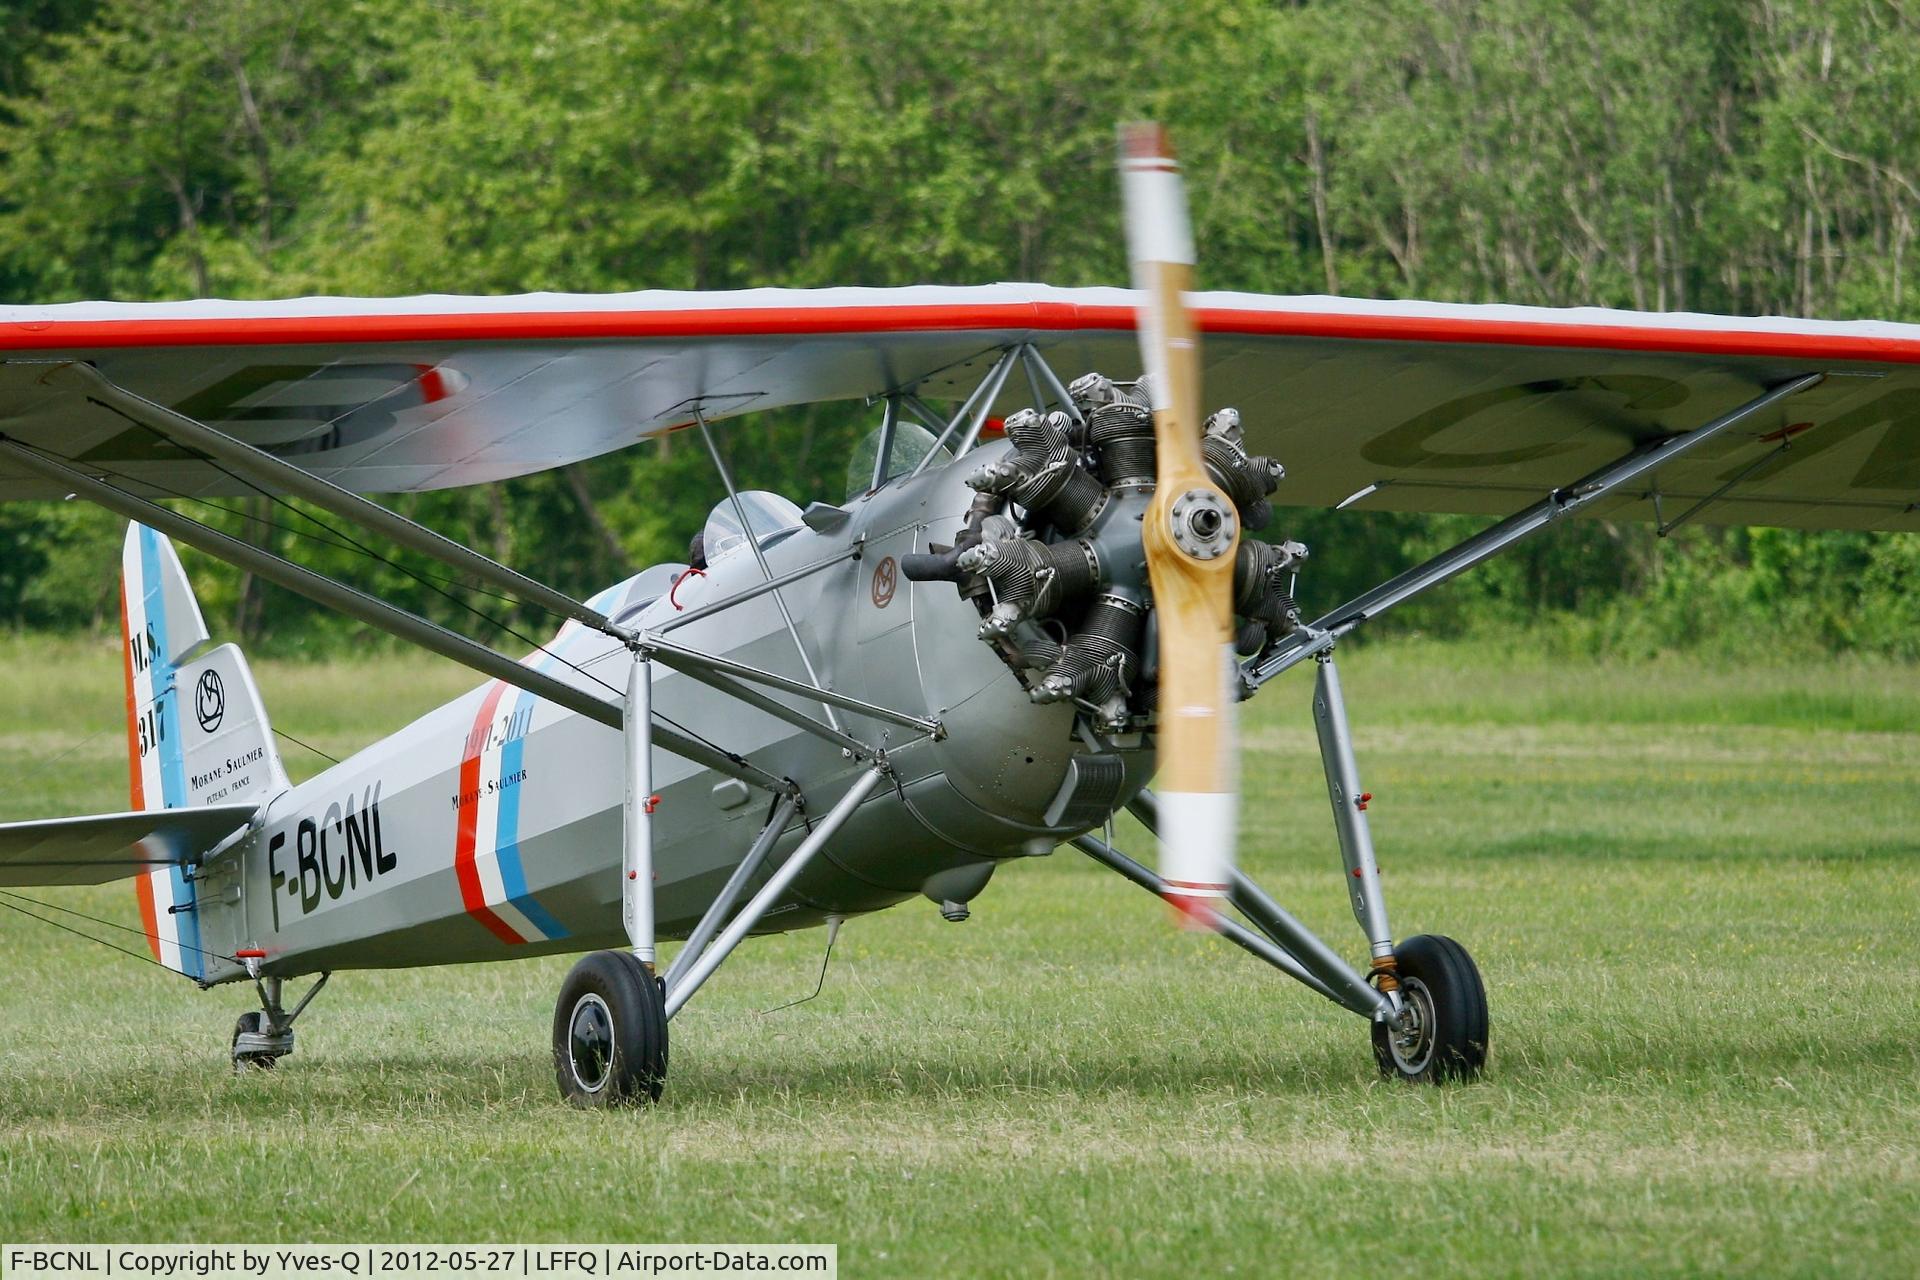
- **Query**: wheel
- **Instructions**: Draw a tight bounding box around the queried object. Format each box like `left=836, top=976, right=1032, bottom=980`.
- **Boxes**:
left=1371, top=934, right=1488, bottom=1083
left=552, top=951, right=668, bottom=1107
left=231, top=1010, right=281, bottom=1071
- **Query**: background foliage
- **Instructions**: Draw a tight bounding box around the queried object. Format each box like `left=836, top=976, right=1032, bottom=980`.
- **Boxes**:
left=0, top=0, right=1915, bottom=656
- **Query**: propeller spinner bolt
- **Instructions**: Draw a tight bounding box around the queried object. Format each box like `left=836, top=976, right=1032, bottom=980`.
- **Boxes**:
left=1167, top=488, right=1237, bottom=560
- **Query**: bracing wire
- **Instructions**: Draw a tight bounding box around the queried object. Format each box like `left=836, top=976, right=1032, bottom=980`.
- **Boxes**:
left=0, top=888, right=239, bottom=971
left=272, top=726, right=341, bottom=767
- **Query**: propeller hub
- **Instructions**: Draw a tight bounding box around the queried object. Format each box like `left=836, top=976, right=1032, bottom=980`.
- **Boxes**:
left=1167, top=488, right=1237, bottom=560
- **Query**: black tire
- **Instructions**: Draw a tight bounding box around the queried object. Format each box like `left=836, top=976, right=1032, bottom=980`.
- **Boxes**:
left=231, top=1010, right=279, bottom=1071
left=1371, top=934, right=1488, bottom=1083
left=552, top=951, right=668, bottom=1107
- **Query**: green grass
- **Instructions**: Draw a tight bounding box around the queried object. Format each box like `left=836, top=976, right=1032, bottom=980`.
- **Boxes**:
left=1, top=632, right=1917, bottom=1277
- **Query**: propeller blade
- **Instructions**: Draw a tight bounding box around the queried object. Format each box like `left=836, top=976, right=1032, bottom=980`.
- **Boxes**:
left=1119, top=121, right=1241, bottom=928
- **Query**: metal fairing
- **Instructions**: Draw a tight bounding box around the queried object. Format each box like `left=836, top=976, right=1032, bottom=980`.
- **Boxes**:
left=191, top=446, right=1151, bottom=983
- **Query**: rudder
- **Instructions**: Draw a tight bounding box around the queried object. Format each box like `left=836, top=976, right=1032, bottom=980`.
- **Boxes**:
left=119, top=523, right=288, bottom=978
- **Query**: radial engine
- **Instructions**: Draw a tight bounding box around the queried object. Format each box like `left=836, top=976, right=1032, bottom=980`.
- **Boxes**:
left=901, top=373, right=1305, bottom=733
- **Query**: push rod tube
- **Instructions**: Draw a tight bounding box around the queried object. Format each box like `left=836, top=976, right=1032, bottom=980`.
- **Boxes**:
left=1071, top=835, right=1346, bottom=1006
left=1249, top=372, right=1826, bottom=687
left=663, top=766, right=886, bottom=1019
left=57, top=362, right=626, bottom=641
left=0, top=438, right=782, bottom=794
left=662, top=794, right=800, bottom=991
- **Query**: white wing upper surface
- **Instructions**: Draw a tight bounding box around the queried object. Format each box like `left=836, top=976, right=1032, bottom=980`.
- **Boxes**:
left=0, top=284, right=1915, bottom=530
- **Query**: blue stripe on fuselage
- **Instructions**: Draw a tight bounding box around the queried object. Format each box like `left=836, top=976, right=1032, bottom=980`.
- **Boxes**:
left=486, top=592, right=626, bottom=944
left=494, top=696, right=567, bottom=940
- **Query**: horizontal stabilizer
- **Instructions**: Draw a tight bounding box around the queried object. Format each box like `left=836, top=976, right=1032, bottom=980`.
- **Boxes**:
left=0, top=804, right=257, bottom=887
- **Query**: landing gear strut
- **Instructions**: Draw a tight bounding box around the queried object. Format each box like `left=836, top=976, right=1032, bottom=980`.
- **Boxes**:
left=1082, top=649, right=1490, bottom=1084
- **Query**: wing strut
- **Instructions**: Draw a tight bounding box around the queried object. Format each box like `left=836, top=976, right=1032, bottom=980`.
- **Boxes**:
left=0, top=435, right=789, bottom=796
left=44, top=360, right=628, bottom=641
left=1246, top=371, right=1828, bottom=690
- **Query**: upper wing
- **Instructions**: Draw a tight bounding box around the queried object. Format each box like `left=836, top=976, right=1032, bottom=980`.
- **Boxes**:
left=0, top=804, right=258, bottom=887
left=0, top=285, right=1915, bottom=531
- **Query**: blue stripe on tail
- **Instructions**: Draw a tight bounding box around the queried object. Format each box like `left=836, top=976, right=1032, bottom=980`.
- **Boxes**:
left=139, top=525, right=204, bottom=981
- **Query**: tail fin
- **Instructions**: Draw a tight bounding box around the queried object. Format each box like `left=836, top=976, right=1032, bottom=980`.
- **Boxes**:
left=119, top=523, right=288, bottom=978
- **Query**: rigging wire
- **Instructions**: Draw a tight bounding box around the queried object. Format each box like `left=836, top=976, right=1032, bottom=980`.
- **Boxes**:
left=93, top=411, right=604, bottom=676
left=0, top=886, right=234, bottom=965
left=0, top=895, right=158, bottom=968
left=0, top=890, right=239, bottom=972
left=272, top=726, right=341, bottom=767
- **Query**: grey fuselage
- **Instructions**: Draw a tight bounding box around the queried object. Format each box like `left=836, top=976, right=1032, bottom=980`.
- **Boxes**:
left=187, top=443, right=1153, bottom=984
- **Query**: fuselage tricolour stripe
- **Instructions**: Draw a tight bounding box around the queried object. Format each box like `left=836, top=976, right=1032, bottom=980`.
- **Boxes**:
left=453, top=679, right=524, bottom=944
left=445, top=592, right=631, bottom=945
left=452, top=660, right=570, bottom=946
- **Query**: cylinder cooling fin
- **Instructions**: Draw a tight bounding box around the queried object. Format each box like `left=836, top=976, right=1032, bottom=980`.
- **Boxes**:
left=902, top=371, right=1302, bottom=734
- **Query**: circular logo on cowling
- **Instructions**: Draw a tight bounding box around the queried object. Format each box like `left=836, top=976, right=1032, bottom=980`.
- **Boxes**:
left=871, top=556, right=898, bottom=608
left=195, top=668, right=226, bottom=733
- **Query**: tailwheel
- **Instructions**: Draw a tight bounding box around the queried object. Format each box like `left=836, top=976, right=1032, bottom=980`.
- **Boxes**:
left=230, top=1011, right=288, bottom=1072
left=1372, top=934, right=1488, bottom=1083
left=553, top=950, right=668, bottom=1107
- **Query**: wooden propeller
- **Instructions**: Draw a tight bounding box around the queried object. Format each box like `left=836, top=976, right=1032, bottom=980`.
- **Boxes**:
left=1119, top=122, right=1240, bottom=927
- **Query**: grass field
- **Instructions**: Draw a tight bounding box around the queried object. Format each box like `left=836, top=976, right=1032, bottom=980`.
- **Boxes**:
left=1, top=631, right=1916, bottom=1276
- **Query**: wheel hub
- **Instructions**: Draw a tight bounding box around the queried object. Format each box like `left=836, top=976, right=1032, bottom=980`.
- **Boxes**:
left=567, top=993, right=615, bottom=1094
left=1386, top=976, right=1436, bottom=1074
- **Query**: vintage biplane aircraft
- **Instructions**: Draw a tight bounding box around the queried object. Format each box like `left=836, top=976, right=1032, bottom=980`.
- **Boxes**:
left=0, top=127, right=1915, bottom=1104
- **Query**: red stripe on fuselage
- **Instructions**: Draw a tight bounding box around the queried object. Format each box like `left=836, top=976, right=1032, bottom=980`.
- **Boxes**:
left=453, top=681, right=522, bottom=945
left=118, top=581, right=161, bottom=960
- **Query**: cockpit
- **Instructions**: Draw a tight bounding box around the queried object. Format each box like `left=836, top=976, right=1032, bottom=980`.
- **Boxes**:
left=845, top=418, right=951, bottom=500
left=699, top=490, right=807, bottom=563
left=599, top=490, right=808, bottom=629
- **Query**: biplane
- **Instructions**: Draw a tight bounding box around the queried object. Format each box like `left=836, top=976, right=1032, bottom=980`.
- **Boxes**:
left=0, top=127, right=1914, bottom=1104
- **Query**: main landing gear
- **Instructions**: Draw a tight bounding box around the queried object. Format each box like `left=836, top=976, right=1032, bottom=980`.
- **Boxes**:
left=1080, top=650, right=1490, bottom=1084
left=552, top=951, right=669, bottom=1107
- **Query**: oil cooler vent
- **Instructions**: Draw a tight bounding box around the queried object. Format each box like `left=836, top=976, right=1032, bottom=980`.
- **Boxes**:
left=1044, top=754, right=1127, bottom=829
